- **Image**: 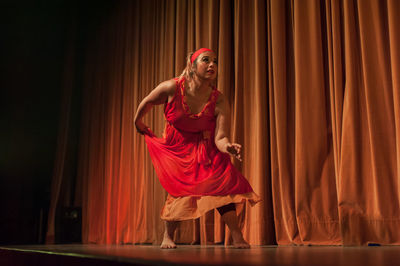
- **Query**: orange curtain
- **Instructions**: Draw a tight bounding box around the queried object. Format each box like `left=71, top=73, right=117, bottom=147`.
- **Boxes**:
left=47, top=0, right=400, bottom=246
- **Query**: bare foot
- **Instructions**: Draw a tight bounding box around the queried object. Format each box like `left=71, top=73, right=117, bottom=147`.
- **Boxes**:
left=231, top=231, right=250, bottom=249
left=160, top=233, right=177, bottom=249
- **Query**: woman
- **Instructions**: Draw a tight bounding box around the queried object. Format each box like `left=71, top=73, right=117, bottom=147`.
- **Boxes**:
left=134, top=48, right=260, bottom=249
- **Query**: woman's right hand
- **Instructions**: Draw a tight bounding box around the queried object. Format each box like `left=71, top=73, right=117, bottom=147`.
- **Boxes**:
left=135, top=120, right=154, bottom=136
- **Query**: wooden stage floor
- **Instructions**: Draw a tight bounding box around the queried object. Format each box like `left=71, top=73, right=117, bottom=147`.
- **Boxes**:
left=1, top=244, right=400, bottom=266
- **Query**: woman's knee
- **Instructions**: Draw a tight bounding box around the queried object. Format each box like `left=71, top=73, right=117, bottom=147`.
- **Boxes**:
left=217, top=203, right=236, bottom=216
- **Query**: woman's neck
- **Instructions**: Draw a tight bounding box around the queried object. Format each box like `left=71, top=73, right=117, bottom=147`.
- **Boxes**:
left=189, top=75, right=212, bottom=93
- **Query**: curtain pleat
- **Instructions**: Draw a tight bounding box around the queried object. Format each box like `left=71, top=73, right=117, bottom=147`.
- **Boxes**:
left=338, top=0, right=400, bottom=245
left=47, top=0, right=400, bottom=246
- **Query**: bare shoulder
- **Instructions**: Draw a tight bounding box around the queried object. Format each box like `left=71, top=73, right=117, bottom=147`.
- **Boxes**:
left=155, top=78, right=176, bottom=96
left=216, top=91, right=228, bottom=106
left=215, top=91, right=229, bottom=115
left=144, top=78, right=177, bottom=105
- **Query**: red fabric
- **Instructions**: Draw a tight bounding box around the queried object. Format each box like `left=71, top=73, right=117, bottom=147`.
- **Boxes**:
left=145, top=78, right=254, bottom=197
left=191, top=48, right=213, bottom=63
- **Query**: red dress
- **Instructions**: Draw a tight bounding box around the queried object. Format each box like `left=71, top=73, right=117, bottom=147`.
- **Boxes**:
left=145, top=78, right=260, bottom=221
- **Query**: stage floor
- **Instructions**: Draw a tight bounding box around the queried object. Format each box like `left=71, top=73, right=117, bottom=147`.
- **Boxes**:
left=1, top=244, right=400, bottom=266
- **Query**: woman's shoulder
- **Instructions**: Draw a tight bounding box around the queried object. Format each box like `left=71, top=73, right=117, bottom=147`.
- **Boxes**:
left=215, top=89, right=225, bottom=104
left=160, top=78, right=178, bottom=89
left=213, top=90, right=228, bottom=115
left=156, top=78, right=178, bottom=96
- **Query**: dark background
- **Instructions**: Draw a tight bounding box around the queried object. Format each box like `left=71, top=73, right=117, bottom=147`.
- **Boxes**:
left=0, top=0, right=112, bottom=244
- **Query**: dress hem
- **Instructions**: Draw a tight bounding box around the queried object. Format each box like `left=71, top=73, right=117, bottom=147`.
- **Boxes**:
left=160, top=192, right=262, bottom=221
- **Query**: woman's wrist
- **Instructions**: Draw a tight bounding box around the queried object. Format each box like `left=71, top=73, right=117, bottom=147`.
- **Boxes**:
left=215, top=138, right=230, bottom=153
left=224, top=142, right=231, bottom=153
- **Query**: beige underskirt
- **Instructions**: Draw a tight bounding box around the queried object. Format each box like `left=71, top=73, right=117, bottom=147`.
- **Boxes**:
left=160, top=192, right=262, bottom=221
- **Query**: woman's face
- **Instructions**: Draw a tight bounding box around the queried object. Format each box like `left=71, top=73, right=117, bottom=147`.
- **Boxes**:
left=194, top=51, right=217, bottom=80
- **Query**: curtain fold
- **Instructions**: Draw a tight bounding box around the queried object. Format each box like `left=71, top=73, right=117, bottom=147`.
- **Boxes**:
left=338, top=0, right=400, bottom=245
left=47, top=0, right=400, bottom=246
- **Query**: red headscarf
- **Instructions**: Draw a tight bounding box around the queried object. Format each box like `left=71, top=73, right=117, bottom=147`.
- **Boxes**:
left=191, top=48, right=214, bottom=63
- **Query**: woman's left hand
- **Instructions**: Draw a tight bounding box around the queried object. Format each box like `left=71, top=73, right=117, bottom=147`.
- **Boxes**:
left=226, top=143, right=242, bottom=161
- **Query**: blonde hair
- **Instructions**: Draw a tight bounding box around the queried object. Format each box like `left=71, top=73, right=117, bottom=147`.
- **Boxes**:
left=178, top=52, right=196, bottom=82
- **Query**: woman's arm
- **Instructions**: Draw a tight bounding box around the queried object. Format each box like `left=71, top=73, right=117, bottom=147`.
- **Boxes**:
left=134, top=79, right=176, bottom=135
left=214, top=93, right=242, bottom=161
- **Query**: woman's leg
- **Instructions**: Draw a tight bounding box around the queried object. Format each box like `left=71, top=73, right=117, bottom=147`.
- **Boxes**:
left=217, top=204, right=250, bottom=248
left=161, top=220, right=179, bottom=249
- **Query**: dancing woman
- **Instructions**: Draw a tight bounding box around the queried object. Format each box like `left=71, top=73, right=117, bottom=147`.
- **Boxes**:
left=134, top=48, right=260, bottom=248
